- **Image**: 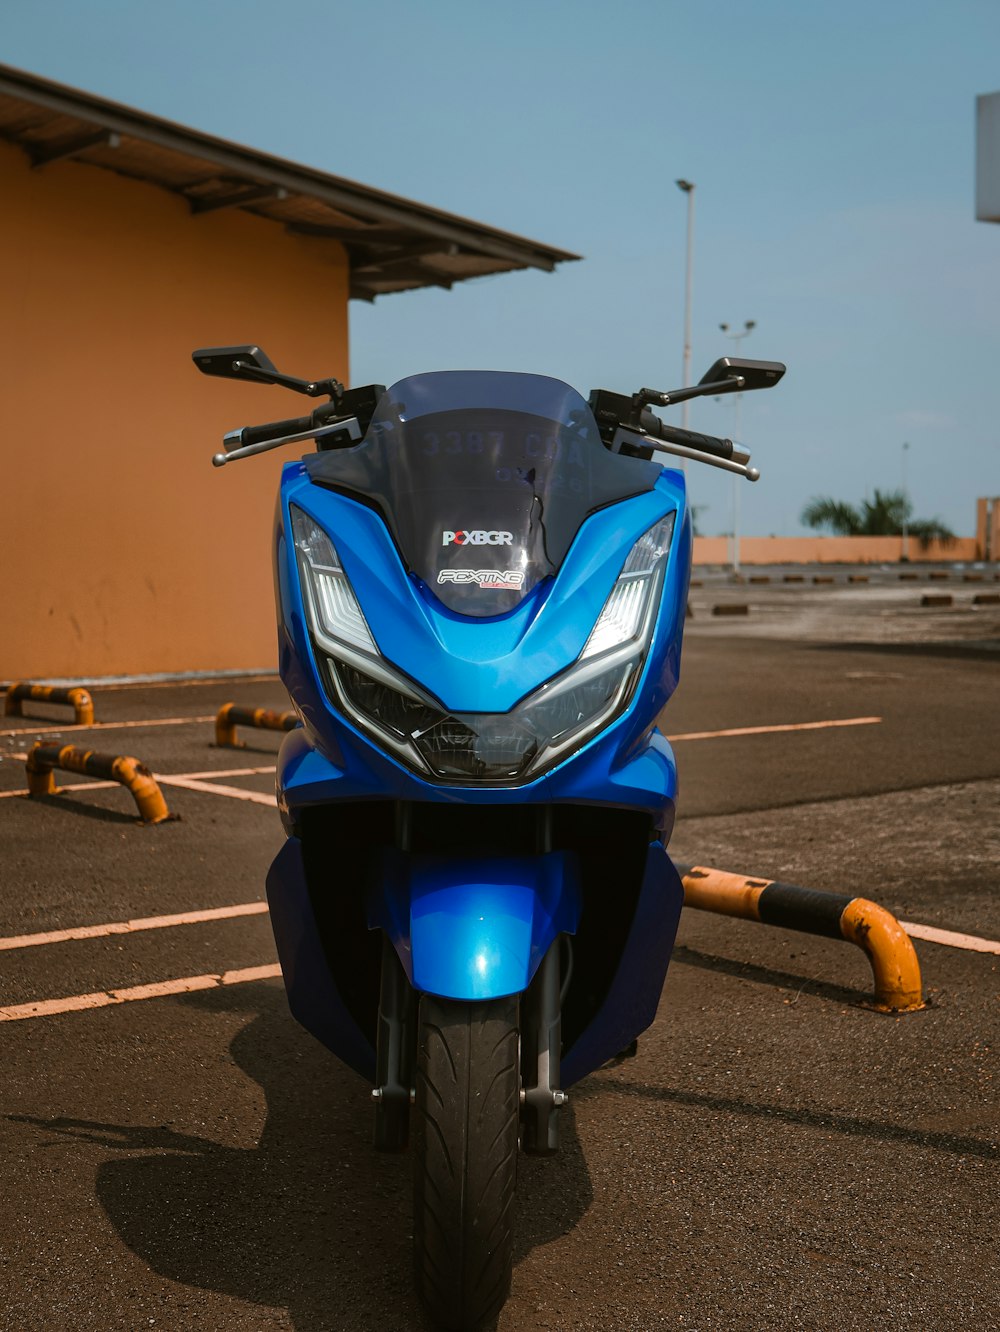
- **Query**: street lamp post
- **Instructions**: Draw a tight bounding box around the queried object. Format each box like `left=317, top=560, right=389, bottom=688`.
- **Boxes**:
left=675, top=180, right=695, bottom=431
left=719, top=319, right=756, bottom=574
left=901, top=441, right=910, bottom=562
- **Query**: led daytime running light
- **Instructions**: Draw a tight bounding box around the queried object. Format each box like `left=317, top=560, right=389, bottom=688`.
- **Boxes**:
left=580, top=512, right=675, bottom=660
left=290, top=504, right=378, bottom=656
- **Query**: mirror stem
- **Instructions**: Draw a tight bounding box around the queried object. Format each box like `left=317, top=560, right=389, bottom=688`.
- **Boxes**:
left=633, top=376, right=744, bottom=412
left=231, top=360, right=344, bottom=400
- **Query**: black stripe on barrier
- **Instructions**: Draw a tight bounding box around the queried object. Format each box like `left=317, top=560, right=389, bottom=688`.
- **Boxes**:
left=756, top=881, right=851, bottom=939
left=79, top=752, right=121, bottom=782
left=30, top=747, right=130, bottom=783
left=225, top=707, right=297, bottom=729
left=30, top=745, right=67, bottom=770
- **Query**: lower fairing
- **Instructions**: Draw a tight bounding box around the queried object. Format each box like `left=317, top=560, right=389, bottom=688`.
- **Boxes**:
left=266, top=819, right=684, bottom=1088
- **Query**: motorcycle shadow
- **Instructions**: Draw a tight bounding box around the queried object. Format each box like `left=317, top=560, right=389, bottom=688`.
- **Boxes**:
left=25, top=981, right=593, bottom=1331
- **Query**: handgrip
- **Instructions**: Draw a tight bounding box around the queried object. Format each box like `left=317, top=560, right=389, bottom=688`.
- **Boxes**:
left=639, top=410, right=734, bottom=461
left=236, top=414, right=316, bottom=449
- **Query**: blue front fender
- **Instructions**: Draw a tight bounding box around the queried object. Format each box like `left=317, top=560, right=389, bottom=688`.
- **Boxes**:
left=368, top=851, right=581, bottom=1001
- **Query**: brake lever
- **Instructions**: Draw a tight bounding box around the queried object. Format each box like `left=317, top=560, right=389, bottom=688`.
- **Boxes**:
left=612, top=427, right=760, bottom=482
left=212, top=417, right=361, bottom=467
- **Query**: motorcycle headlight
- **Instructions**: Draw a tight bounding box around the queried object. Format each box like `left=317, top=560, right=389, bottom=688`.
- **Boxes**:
left=290, top=505, right=675, bottom=784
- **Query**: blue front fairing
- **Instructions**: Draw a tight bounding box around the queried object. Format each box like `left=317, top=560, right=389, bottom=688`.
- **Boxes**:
left=278, top=466, right=692, bottom=788
left=278, top=464, right=688, bottom=716
left=369, top=849, right=581, bottom=1000
left=276, top=464, right=690, bottom=808
left=267, top=373, right=693, bottom=1079
left=274, top=439, right=691, bottom=839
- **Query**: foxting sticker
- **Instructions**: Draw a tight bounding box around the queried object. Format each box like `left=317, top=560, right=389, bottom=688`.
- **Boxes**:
left=438, top=569, right=525, bottom=590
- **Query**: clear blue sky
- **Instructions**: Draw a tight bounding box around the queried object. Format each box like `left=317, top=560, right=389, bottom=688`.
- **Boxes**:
left=6, top=0, right=999, bottom=537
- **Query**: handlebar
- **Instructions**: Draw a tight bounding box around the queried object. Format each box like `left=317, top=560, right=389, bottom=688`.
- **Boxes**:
left=637, top=411, right=749, bottom=465
left=232, top=414, right=316, bottom=450
left=588, top=387, right=759, bottom=479
left=213, top=415, right=362, bottom=467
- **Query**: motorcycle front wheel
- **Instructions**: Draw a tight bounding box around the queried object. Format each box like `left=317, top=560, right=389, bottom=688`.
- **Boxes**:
left=412, top=993, right=519, bottom=1330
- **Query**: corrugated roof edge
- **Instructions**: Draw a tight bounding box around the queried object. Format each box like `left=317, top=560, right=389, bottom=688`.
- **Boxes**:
left=0, top=61, right=580, bottom=290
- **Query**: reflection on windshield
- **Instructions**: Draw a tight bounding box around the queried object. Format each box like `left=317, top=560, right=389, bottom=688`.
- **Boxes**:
left=304, top=372, right=661, bottom=616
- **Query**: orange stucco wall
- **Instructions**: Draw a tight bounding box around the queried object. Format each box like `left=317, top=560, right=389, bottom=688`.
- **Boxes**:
left=692, top=535, right=980, bottom=565
left=0, top=140, right=349, bottom=680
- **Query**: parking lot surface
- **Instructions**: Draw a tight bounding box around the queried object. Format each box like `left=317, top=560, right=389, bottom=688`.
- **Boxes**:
left=1, top=569, right=998, bottom=1330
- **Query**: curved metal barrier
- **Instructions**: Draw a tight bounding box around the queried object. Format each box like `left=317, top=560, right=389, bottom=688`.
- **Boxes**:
left=675, top=862, right=923, bottom=1012
left=5, top=682, right=94, bottom=726
left=26, top=743, right=171, bottom=824
left=215, top=703, right=299, bottom=748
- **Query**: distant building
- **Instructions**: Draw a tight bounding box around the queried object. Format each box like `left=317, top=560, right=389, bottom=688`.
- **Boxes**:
left=0, top=64, right=577, bottom=681
left=977, top=498, right=1000, bottom=561
left=975, top=99, right=999, bottom=563
left=976, top=91, right=1000, bottom=222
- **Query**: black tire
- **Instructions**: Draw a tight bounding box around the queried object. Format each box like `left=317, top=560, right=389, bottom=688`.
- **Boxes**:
left=413, top=994, right=519, bottom=1330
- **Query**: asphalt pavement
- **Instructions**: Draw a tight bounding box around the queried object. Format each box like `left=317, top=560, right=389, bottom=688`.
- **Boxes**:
left=1, top=570, right=998, bottom=1331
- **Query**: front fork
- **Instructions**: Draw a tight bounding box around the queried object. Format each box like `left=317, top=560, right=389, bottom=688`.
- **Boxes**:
left=371, top=933, right=568, bottom=1156
left=372, top=935, right=416, bottom=1152
left=519, top=937, right=565, bottom=1155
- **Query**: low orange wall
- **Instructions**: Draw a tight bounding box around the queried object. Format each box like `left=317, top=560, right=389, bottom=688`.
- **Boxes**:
left=0, top=141, right=349, bottom=681
left=692, top=536, right=980, bottom=566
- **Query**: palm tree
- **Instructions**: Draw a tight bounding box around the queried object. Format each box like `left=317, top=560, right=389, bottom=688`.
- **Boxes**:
left=801, top=488, right=954, bottom=548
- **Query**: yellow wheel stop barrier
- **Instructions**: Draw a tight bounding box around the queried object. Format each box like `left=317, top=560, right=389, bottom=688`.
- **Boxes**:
left=5, top=682, right=94, bottom=726
left=215, top=703, right=299, bottom=748
left=675, top=863, right=923, bottom=1012
left=26, top=743, right=171, bottom=824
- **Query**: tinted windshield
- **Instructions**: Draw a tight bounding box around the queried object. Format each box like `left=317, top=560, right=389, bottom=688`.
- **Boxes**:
left=304, top=371, right=661, bottom=616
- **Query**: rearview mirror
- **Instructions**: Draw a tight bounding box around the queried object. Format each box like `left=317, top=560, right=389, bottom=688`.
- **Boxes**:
left=192, top=345, right=278, bottom=380
left=698, top=357, right=786, bottom=393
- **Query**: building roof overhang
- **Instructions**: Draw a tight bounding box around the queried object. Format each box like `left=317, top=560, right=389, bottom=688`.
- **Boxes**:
left=0, top=62, right=580, bottom=301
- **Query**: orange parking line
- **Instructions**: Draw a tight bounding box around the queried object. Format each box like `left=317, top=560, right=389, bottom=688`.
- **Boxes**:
left=669, top=716, right=882, bottom=741
left=0, top=715, right=215, bottom=739
left=0, top=901, right=270, bottom=952
left=0, top=963, right=282, bottom=1023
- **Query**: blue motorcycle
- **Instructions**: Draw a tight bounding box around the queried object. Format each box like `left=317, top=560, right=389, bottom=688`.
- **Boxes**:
left=194, top=346, right=784, bottom=1329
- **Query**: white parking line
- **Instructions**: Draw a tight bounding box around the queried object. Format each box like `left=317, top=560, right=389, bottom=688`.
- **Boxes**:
left=155, top=774, right=275, bottom=806
left=669, top=716, right=882, bottom=741
left=900, top=922, right=1000, bottom=956
left=0, top=902, right=270, bottom=952
left=0, top=715, right=215, bottom=739
left=4, top=907, right=998, bottom=1023
left=0, top=764, right=276, bottom=801
left=2, top=889, right=997, bottom=962
left=1, top=892, right=997, bottom=1023
left=3, top=716, right=883, bottom=810
left=0, top=964, right=282, bottom=1022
